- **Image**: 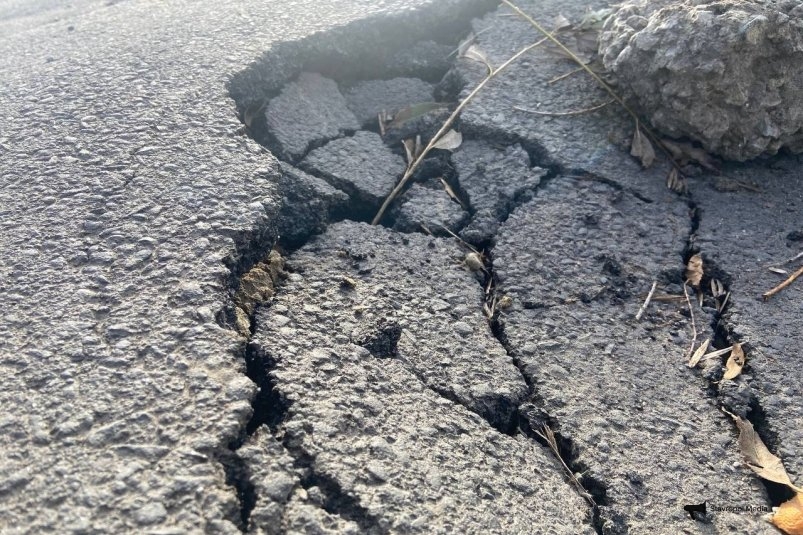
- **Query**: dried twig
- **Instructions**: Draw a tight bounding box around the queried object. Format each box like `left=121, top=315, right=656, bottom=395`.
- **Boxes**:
left=635, top=280, right=658, bottom=321
left=372, top=36, right=551, bottom=225
left=547, top=66, right=584, bottom=84
left=763, top=264, right=803, bottom=300
left=682, top=282, right=698, bottom=358
left=514, top=98, right=614, bottom=117
left=534, top=424, right=595, bottom=506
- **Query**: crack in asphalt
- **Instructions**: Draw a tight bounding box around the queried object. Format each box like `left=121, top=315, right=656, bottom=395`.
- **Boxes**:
left=681, top=196, right=796, bottom=508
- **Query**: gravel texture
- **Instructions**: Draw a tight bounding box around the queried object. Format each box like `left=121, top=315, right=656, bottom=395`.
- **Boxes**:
left=492, top=176, right=777, bottom=534
left=249, top=221, right=592, bottom=533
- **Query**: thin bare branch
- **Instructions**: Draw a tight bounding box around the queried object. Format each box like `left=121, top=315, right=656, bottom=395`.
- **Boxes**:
left=371, top=36, right=550, bottom=225
left=763, top=264, right=803, bottom=300
left=635, top=280, right=658, bottom=321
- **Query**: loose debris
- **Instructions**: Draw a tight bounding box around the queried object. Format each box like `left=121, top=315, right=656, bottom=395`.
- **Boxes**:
left=685, top=254, right=703, bottom=288
left=687, top=339, right=710, bottom=368
left=634, top=280, right=658, bottom=321
left=722, top=343, right=746, bottom=380
left=772, top=493, right=803, bottom=535
left=682, top=282, right=698, bottom=358
left=440, top=177, right=467, bottom=209
left=688, top=344, right=733, bottom=368
left=372, top=29, right=553, bottom=224
left=763, top=264, right=803, bottom=300
left=727, top=412, right=803, bottom=493
left=630, top=122, right=655, bottom=168
left=666, top=168, right=688, bottom=194
left=661, top=138, right=719, bottom=173
left=430, top=129, right=463, bottom=151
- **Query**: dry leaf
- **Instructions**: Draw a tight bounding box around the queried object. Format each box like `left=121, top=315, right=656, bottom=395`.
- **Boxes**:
left=686, top=254, right=703, bottom=287
left=770, top=267, right=790, bottom=275
left=688, top=339, right=710, bottom=368
left=553, top=13, right=571, bottom=30
left=723, top=343, right=746, bottom=380
left=462, top=44, right=492, bottom=72
left=630, top=124, right=655, bottom=168
left=388, top=102, right=446, bottom=129
left=431, top=129, right=463, bottom=151
left=666, top=167, right=688, bottom=194
left=440, top=177, right=466, bottom=209
left=402, top=138, right=415, bottom=167
left=711, top=279, right=725, bottom=298
left=772, top=493, right=803, bottom=535
left=729, top=412, right=802, bottom=492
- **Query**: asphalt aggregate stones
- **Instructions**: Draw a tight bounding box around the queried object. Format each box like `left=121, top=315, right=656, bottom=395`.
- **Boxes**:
left=4, top=0, right=803, bottom=533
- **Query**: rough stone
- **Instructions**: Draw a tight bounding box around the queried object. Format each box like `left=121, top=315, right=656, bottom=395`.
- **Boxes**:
left=599, top=0, right=803, bottom=161
left=492, top=176, right=775, bottom=533
left=391, top=182, right=469, bottom=234
left=452, top=140, right=545, bottom=245
left=265, top=72, right=360, bottom=162
left=276, top=163, right=349, bottom=246
left=344, top=77, right=435, bottom=127
left=299, top=130, right=405, bottom=208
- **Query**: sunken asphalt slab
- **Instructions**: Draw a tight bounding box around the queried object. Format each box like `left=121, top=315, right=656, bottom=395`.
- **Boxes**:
left=2, top=0, right=803, bottom=534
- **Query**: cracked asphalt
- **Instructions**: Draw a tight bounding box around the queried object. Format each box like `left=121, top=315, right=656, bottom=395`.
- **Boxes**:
left=2, top=0, right=802, bottom=533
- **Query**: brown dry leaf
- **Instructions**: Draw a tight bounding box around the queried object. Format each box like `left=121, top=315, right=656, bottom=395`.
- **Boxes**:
left=402, top=138, right=415, bottom=168
left=687, top=339, right=710, bottom=368
left=462, top=44, right=493, bottom=72
left=685, top=254, right=703, bottom=287
left=431, top=129, right=463, bottom=151
left=723, top=343, right=746, bottom=380
left=772, top=493, right=803, bottom=535
left=388, top=102, right=446, bottom=129
left=630, top=123, right=655, bottom=168
left=440, top=177, right=467, bottom=209
left=729, top=412, right=802, bottom=491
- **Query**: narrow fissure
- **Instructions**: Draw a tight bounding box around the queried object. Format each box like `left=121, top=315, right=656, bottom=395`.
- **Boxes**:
left=680, top=196, right=792, bottom=508
left=480, top=245, right=607, bottom=535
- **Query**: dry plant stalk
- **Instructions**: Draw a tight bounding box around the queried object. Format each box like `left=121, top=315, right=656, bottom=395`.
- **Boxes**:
left=635, top=280, right=658, bottom=321
left=534, top=424, right=596, bottom=506
left=371, top=36, right=551, bottom=225
left=763, top=264, right=803, bottom=300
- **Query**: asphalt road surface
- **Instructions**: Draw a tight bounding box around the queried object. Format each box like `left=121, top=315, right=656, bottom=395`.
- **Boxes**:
left=2, top=0, right=802, bottom=533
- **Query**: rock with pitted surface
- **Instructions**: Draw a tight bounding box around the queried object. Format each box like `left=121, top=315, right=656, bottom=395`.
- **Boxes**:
left=599, top=0, right=803, bottom=161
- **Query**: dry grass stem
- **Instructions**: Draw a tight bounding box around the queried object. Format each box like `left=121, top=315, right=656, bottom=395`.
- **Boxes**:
left=514, top=98, right=614, bottom=117
left=763, top=264, right=803, bottom=300
left=635, top=280, right=658, bottom=321
left=534, top=424, right=596, bottom=506
left=683, top=282, right=698, bottom=358
left=548, top=66, right=584, bottom=84
left=372, top=36, right=550, bottom=225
